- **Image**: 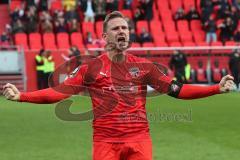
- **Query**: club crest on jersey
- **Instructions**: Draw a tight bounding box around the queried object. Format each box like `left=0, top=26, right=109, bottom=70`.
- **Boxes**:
left=129, top=67, right=140, bottom=78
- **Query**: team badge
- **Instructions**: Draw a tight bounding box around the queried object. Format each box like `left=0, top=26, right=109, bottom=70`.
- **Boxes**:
left=129, top=67, right=140, bottom=78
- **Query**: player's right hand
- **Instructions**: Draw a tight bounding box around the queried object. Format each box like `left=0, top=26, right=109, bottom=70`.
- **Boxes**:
left=2, top=83, right=20, bottom=101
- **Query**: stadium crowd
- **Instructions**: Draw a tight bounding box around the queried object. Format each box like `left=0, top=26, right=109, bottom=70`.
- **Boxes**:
left=4, top=0, right=156, bottom=45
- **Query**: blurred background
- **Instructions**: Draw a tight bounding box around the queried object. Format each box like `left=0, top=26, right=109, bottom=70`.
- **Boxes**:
left=0, top=0, right=239, bottom=159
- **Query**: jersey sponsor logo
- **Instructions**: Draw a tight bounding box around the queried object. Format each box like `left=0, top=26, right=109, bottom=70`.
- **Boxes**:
left=129, top=67, right=140, bottom=78
left=69, top=67, right=79, bottom=78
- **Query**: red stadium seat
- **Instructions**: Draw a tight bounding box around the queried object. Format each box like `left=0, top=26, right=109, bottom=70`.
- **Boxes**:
left=56, top=33, right=70, bottom=49
left=196, top=41, right=209, bottom=46
left=15, top=33, right=29, bottom=50
left=150, top=20, right=163, bottom=32
left=70, top=32, right=84, bottom=49
left=225, top=41, right=237, bottom=46
left=166, top=30, right=180, bottom=43
left=169, top=41, right=182, bottom=47
left=211, top=58, right=223, bottom=82
left=153, top=32, right=166, bottom=45
left=193, top=30, right=205, bottom=42
left=82, top=22, right=96, bottom=38
left=131, top=42, right=141, bottom=48
left=136, top=21, right=149, bottom=35
left=120, top=9, right=133, bottom=19
left=162, top=19, right=176, bottom=32
left=43, top=33, right=57, bottom=50
left=196, top=68, right=208, bottom=83
left=183, top=41, right=196, bottom=46
left=95, top=21, right=103, bottom=39
left=10, top=0, right=23, bottom=12
left=160, top=9, right=173, bottom=21
left=179, top=30, right=193, bottom=42
left=157, top=0, right=169, bottom=10
left=190, top=20, right=202, bottom=31
left=183, top=0, right=195, bottom=11
left=169, top=0, right=183, bottom=14
left=155, top=41, right=168, bottom=47
left=142, top=42, right=155, bottom=47
left=211, top=41, right=223, bottom=46
left=50, top=0, right=62, bottom=11
left=29, top=33, right=42, bottom=50
left=152, top=3, right=160, bottom=20
left=177, top=20, right=190, bottom=32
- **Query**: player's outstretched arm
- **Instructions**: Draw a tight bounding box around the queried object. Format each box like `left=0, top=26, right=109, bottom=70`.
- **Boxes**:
left=2, top=83, right=70, bottom=104
left=177, top=75, right=235, bottom=100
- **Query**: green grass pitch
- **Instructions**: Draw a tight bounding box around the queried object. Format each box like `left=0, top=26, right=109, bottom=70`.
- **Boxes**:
left=0, top=93, right=239, bottom=160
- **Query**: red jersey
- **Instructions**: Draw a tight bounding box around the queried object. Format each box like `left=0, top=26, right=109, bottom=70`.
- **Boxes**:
left=62, top=53, right=172, bottom=142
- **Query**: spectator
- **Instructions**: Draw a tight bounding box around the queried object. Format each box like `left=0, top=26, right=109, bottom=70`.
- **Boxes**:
left=35, top=49, right=46, bottom=90
left=232, top=0, right=240, bottom=10
left=41, top=20, right=53, bottom=33
left=65, top=8, right=80, bottom=22
left=133, top=7, right=144, bottom=22
left=40, top=11, right=52, bottom=22
left=12, top=19, right=25, bottom=34
left=174, top=7, right=186, bottom=21
left=10, top=8, right=24, bottom=22
left=94, top=0, right=106, bottom=21
left=186, top=6, right=201, bottom=21
left=229, top=50, right=240, bottom=89
left=0, top=32, right=10, bottom=45
left=218, top=17, right=235, bottom=43
left=201, top=1, right=213, bottom=23
left=218, top=0, right=231, bottom=19
left=123, top=0, right=132, bottom=9
left=38, top=0, right=49, bottom=11
left=169, top=50, right=188, bottom=83
left=141, top=0, right=153, bottom=21
left=204, top=15, right=217, bottom=43
left=106, top=0, right=118, bottom=12
left=229, top=6, right=239, bottom=30
left=234, top=27, right=240, bottom=42
left=25, top=7, right=38, bottom=33
left=212, top=0, right=221, bottom=6
left=63, top=0, right=77, bottom=11
left=43, top=50, right=55, bottom=89
left=81, top=0, right=95, bottom=22
left=68, top=18, right=80, bottom=33
left=129, top=28, right=138, bottom=43
left=26, top=0, right=36, bottom=8
left=54, top=18, right=67, bottom=33
left=139, top=28, right=152, bottom=43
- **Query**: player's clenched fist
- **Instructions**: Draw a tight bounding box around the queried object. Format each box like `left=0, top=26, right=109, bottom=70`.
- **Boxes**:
left=2, top=83, right=20, bottom=101
left=219, top=75, right=236, bottom=93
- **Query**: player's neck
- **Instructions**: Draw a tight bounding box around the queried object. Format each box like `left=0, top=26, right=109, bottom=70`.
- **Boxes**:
left=108, top=51, right=126, bottom=63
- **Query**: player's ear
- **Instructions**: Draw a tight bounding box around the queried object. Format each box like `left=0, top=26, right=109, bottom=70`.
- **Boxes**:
left=102, top=33, right=107, bottom=41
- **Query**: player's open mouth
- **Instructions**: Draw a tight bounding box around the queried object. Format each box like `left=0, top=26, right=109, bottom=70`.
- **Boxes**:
left=117, top=37, right=126, bottom=42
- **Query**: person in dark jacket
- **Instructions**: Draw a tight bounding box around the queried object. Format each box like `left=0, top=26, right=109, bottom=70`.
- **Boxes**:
left=229, top=50, right=240, bottom=89
left=169, top=50, right=188, bottom=83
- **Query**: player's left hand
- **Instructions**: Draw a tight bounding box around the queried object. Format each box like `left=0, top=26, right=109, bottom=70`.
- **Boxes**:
left=219, top=75, right=236, bottom=93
